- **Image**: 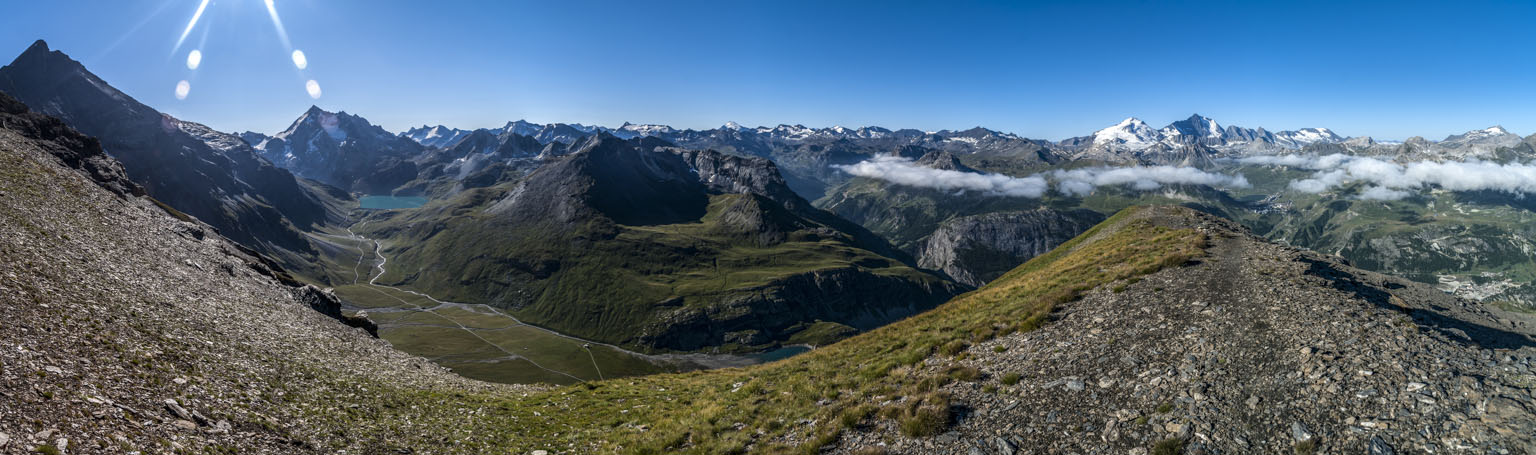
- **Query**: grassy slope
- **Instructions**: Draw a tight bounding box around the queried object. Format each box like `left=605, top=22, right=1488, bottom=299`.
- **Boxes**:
left=333, top=206, right=1206, bottom=454
left=360, top=190, right=954, bottom=352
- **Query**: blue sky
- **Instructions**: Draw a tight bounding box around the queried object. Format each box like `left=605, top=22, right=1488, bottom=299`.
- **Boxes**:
left=2, top=0, right=1534, bottom=140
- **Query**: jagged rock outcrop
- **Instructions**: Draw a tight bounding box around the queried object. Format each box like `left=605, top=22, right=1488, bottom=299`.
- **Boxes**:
left=913, top=150, right=977, bottom=172
left=291, top=285, right=379, bottom=336
left=671, top=146, right=805, bottom=210
left=918, top=208, right=1106, bottom=286
left=0, top=89, right=141, bottom=198
left=252, top=106, right=425, bottom=193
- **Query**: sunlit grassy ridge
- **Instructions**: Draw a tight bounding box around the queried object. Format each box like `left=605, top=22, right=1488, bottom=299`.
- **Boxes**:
left=299, top=206, right=1207, bottom=454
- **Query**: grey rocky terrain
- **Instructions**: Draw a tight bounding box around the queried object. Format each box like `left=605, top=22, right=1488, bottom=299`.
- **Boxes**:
left=0, top=92, right=522, bottom=453
left=836, top=208, right=1536, bottom=454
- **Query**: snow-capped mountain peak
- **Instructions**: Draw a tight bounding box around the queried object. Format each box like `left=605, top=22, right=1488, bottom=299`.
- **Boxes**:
left=1438, top=125, right=1522, bottom=151
left=401, top=124, right=473, bottom=148
left=1272, top=127, right=1342, bottom=145
left=1092, top=117, right=1160, bottom=149
left=1160, top=114, right=1225, bottom=142
left=616, top=122, right=677, bottom=136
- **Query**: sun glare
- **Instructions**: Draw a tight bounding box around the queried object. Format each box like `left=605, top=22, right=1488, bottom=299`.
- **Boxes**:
left=173, top=0, right=210, bottom=52
left=168, top=0, right=322, bottom=101
left=264, top=0, right=292, bottom=50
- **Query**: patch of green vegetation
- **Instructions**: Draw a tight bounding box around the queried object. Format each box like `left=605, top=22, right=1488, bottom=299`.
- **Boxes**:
left=34, top=445, right=61, bottom=455
left=945, top=365, right=982, bottom=382
left=1492, top=301, right=1536, bottom=314
left=896, top=393, right=952, bottom=437
left=1152, top=438, right=1185, bottom=455
left=1000, top=372, right=1021, bottom=385
left=1293, top=439, right=1318, bottom=455
left=785, top=321, right=859, bottom=346
left=1156, top=402, right=1174, bottom=414
left=332, top=282, right=675, bottom=385
left=939, top=340, right=970, bottom=356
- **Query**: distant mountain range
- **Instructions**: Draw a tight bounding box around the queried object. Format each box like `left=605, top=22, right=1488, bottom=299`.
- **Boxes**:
left=366, top=113, right=1532, bottom=199
left=387, top=113, right=1526, bottom=162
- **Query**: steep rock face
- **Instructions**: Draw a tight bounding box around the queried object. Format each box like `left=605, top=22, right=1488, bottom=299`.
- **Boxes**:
left=0, top=40, right=333, bottom=261
left=917, top=208, right=1106, bottom=286
left=672, top=146, right=804, bottom=210
left=913, top=150, right=977, bottom=172
left=637, top=266, right=961, bottom=351
left=0, top=90, right=141, bottom=198
left=487, top=134, right=709, bottom=226
left=254, top=106, right=424, bottom=193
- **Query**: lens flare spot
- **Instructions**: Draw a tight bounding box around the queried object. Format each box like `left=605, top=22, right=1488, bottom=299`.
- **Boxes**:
left=291, top=50, right=308, bottom=69
left=305, top=80, right=322, bottom=99
left=174, top=80, right=191, bottom=100
left=186, top=50, right=202, bottom=70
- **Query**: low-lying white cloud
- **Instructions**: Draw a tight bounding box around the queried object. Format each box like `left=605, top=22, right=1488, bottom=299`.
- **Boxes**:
left=833, top=155, right=1249, bottom=198
left=1049, top=166, right=1251, bottom=197
left=833, top=155, right=1049, bottom=197
left=1238, top=153, right=1536, bottom=200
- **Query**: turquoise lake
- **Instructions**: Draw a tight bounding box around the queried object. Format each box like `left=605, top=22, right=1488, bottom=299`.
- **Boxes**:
left=358, top=195, right=428, bottom=210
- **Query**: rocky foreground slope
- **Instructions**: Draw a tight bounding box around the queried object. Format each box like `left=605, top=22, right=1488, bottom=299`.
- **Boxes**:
left=836, top=208, right=1536, bottom=454
left=0, top=92, right=522, bottom=453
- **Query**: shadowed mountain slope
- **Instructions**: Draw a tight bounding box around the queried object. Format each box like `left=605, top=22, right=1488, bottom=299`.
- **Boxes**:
left=0, top=40, right=343, bottom=279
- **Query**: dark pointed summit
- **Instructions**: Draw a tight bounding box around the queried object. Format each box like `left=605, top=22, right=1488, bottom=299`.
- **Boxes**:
left=0, top=41, right=333, bottom=264
left=24, top=39, right=50, bottom=54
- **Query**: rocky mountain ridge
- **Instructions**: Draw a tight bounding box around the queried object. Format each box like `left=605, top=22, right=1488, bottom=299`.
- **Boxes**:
left=837, top=207, right=1536, bottom=454
left=251, top=105, right=427, bottom=193
left=0, top=40, right=343, bottom=280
